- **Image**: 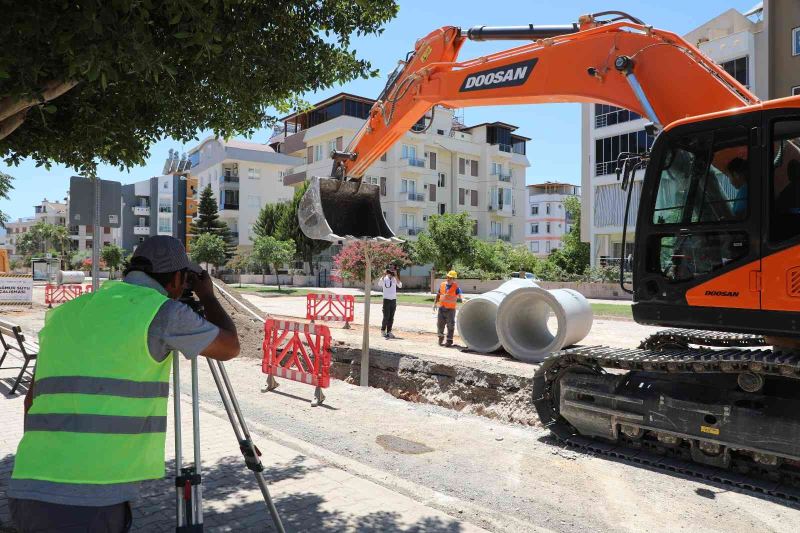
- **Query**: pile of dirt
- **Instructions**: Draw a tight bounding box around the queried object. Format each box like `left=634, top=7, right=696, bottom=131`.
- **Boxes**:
left=212, top=280, right=268, bottom=360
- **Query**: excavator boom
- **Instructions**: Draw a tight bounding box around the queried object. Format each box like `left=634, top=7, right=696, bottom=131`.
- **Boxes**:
left=299, top=12, right=758, bottom=241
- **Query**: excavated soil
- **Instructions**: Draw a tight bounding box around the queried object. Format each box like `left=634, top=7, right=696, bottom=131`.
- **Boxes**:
left=212, top=280, right=541, bottom=426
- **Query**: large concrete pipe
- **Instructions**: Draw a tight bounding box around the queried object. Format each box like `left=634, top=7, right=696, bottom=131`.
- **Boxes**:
left=57, top=270, right=85, bottom=285
left=496, top=287, right=593, bottom=363
left=457, top=278, right=536, bottom=353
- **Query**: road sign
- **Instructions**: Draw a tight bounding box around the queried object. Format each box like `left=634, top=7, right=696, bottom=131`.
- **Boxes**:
left=69, top=176, right=122, bottom=228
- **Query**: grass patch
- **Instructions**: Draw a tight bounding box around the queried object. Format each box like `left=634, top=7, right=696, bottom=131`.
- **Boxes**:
left=234, top=286, right=315, bottom=297
left=590, top=303, right=633, bottom=319
left=356, top=293, right=437, bottom=306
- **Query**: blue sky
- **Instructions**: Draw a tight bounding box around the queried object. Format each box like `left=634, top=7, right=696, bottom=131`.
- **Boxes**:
left=1, top=0, right=758, bottom=221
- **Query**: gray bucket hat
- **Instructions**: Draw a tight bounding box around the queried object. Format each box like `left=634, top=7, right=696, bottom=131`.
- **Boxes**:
left=131, top=236, right=202, bottom=274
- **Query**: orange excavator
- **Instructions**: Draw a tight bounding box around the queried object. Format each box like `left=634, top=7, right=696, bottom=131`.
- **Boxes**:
left=298, top=11, right=800, bottom=493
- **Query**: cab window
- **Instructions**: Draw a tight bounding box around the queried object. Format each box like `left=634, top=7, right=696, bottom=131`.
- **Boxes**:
left=769, top=119, right=800, bottom=243
left=652, top=126, right=749, bottom=225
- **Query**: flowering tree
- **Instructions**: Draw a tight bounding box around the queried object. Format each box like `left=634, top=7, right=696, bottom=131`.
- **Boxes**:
left=332, top=241, right=410, bottom=283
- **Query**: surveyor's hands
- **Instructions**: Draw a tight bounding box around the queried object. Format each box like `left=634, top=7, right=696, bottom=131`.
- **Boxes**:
left=191, top=270, right=215, bottom=301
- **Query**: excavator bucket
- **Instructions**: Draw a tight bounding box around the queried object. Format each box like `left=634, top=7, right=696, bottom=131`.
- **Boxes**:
left=298, top=176, right=396, bottom=241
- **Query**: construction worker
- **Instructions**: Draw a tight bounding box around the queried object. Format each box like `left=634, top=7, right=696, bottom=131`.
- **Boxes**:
left=379, top=267, right=401, bottom=339
left=8, top=236, right=240, bottom=533
left=433, top=270, right=462, bottom=347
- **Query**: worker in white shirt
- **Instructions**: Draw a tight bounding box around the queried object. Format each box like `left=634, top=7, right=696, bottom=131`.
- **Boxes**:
left=380, top=268, right=402, bottom=339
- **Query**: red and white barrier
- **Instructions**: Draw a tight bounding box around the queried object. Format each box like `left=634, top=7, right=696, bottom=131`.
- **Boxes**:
left=262, top=319, right=331, bottom=405
left=306, top=293, right=354, bottom=328
left=44, top=284, right=85, bottom=307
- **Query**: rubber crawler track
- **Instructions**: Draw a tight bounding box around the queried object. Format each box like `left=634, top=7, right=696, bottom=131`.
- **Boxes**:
left=639, top=328, right=767, bottom=350
left=533, top=344, right=800, bottom=505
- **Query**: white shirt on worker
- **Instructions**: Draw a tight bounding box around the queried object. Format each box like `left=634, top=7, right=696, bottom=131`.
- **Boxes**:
left=379, top=275, right=402, bottom=300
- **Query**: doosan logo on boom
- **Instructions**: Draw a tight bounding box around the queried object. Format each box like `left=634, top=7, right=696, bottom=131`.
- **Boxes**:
left=459, top=59, right=538, bottom=92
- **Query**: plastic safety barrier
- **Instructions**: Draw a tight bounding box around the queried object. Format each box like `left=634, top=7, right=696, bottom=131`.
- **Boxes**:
left=305, top=293, right=354, bottom=328
left=44, top=284, right=85, bottom=306
left=84, top=284, right=94, bottom=293
left=262, top=319, right=331, bottom=406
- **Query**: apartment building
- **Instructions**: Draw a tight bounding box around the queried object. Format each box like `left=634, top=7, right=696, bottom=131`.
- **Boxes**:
left=269, top=93, right=529, bottom=243
left=526, top=182, right=580, bottom=257
left=187, top=138, right=301, bottom=247
left=6, top=199, right=68, bottom=255
left=580, top=5, right=777, bottom=266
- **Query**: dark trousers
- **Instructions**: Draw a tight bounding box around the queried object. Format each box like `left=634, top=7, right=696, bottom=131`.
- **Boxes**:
left=10, top=498, right=132, bottom=533
left=381, top=298, right=397, bottom=332
left=437, top=307, right=456, bottom=341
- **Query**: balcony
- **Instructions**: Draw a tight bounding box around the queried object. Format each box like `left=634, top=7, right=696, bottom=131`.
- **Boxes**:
left=491, top=169, right=512, bottom=182
left=402, top=157, right=426, bottom=172
left=491, top=232, right=512, bottom=242
left=497, top=144, right=512, bottom=153
left=404, top=192, right=425, bottom=202
left=133, top=226, right=150, bottom=235
left=488, top=204, right=514, bottom=217
left=400, top=226, right=423, bottom=236
left=132, top=206, right=150, bottom=216
left=220, top=203, right=239, bottom=211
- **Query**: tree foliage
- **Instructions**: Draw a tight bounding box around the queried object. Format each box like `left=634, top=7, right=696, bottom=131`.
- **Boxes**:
left=190, top=184, right=235, bottom=254
left=412, top=213, right=475, bottom=273
left=0, top=1, right=399, bottom=175
left=251, top=236, right=295, bottom=290
left=100, top=243, right=124, bottom=277
left=550, top=196, right=590, bottom=276
left=14, top=221, right=70, bottom=259
left=189, top=233, right=227, bottom=270
left=333, top=241, right=410, bottom=283
left=0, top=172, right=13, bottom=226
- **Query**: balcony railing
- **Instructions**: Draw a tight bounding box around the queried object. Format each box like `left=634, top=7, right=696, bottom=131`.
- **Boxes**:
left=497, top=143, right=512, bottom=153
left=133, top=226, right=150, bottom=235
left=220, top=203, right=239, bottom=211
left=491, top=232, right=512, bottom=242
left=491, top=169, right=512, bottom=182
left=400, top=226, right=423, bottom=236
left=221, top=175, right=239, bottom=183
left=404, top=192, right=424, bottom=202
left=132, top=206, right=150, bottom=216
left=403, top=157, right=425, bottom=168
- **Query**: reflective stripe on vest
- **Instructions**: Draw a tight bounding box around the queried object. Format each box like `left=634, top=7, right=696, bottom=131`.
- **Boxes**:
left=12, top=281, right=172, bottom=485
left=439, top=282, right=460, bottom=309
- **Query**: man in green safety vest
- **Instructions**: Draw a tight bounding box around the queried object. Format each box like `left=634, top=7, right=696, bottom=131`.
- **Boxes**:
left=8, top=236, right=240, bottom=532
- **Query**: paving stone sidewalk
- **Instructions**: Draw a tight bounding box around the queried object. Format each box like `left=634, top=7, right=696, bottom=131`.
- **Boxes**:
left=0, top=358, right=484, bottom=532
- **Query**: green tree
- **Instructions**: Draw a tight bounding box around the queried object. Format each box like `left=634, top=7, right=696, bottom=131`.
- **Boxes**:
left=412, top=213, right=476, bottom=273
left=252, top=203, right=286, bottom=240
left=0, top=2, right=399, bottom=175
left=15, top=221, right=70, bottom=261
left=251, top=236, right=295, bottom=291
left=0, top=172, right=13, bottom=226
left=468, top=240, right=511, bottom=278
left=280, top=182, right=330, bottom=269
left=190, top=184, right=235, bottom=255
left=189, top=233, right=227, bottom=272
left=507, top=244, right=541, bottom=274
left=226, top=251, right=251, bottom=288
left=100, top=243, right=124, bottom=278
left=332, top=241, right=410, bottom=283
left=550, top=196, right=590, bottom=276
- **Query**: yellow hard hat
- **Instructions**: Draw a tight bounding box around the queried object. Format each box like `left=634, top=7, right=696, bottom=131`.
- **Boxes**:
left=446, top=270, right=458, bottom=279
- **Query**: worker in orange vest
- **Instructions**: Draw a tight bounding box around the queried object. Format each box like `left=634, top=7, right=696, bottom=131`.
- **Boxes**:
left=433, top=270, right=462, bottom=347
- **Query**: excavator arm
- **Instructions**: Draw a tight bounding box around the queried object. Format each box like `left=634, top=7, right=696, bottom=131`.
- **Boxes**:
left=299, top=11, right=759, bottom=241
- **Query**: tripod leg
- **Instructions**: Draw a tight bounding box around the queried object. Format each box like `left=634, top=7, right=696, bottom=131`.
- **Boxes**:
left=173, top=355, right=185, bottom=528
left=311, top=386, right=325, bottom=407
left=264, top=374, right=279, bottom=392
left=207, top=359, right=286, bottom=533
left=190, top=356, right=204, bottom=525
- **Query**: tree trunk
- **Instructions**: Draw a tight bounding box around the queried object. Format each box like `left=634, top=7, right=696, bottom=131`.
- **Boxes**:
left=274, top=264, right=281, bottom=291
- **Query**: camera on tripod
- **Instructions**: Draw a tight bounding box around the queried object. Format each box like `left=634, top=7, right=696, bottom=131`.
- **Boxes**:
left=180, top=273, right=205, bottom=317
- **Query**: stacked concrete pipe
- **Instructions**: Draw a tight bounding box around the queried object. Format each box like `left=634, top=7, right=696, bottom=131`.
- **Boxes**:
left=456, top=278, right=537, bottom=353
left=496, top=287, right=593, bottom=363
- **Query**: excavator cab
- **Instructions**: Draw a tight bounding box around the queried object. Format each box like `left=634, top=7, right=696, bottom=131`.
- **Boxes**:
left=298, top=176, right=395, bottom=242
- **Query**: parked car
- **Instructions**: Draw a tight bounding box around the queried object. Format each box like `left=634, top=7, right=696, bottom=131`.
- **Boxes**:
left=510, top=271, right=541, bottom=282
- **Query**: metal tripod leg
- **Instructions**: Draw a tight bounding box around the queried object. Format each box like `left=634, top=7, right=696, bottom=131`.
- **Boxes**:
left=207, top=358, right=286, bottom=533
left=173, top=354, right=204, bottom=532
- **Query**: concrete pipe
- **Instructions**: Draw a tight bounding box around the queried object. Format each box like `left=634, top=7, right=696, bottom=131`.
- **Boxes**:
left=57, top=270, right=86, bottom=285
left=457, top=278, right=537, bottom=353
left=496, top=287, right=593, bottom=363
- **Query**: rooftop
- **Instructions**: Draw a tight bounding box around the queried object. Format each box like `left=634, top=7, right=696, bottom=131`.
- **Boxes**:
left=279, top=92, right=376, bottom=122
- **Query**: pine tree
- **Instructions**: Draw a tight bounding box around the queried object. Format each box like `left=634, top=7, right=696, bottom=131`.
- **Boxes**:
left=190, top=184, right=236, bottom=257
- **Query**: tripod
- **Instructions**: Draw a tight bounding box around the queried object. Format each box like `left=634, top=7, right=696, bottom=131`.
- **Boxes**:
left=172, top=353, right=286, bottom=532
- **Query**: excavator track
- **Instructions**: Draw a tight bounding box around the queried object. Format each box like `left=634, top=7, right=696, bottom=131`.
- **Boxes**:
left=639, top=328, right=767, bottom=350
left=533, top=345, right=800, bottom=504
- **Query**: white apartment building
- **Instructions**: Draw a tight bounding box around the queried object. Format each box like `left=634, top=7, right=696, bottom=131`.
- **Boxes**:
left=187, top=138, right=301, bottom=247
left=269, top=93, right=529, bottom=243
left=526, top=182, right=580, bottom=257
left=581, top=6, right=768, bottom=266
left=6, top=199, right=68, bottom=255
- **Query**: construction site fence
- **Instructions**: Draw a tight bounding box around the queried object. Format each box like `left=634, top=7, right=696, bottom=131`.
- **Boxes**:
left=306, top=293, right=355, bottom=326
left=262, top=319, right=331, bottom=390
left=44, top=284, right=89, bottom=306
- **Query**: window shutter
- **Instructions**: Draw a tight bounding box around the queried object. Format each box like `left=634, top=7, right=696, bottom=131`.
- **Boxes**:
left=429, top=152, right=437, bottom=170
left=307, top=146, right=314, bottom=163
left=471, top=160, right=478, bottom=177
left=459, top=188, right=465, bottom=205
left=471, top=190, right=478, bottom=206
left=336, top=136, right=343, bottom=151
left=459, top=158, right=466, bottom=175
left=429, top=184, right=436, bottom=201
left=380, top=177, right=387, bottom=196
left=381, top=153, right=387, bottom=162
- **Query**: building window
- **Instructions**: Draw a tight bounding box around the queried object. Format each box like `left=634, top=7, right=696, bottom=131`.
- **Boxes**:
left=531, top=223, right=539, bottom=234
left=438, top=173, right=446, bottom=187
left=595, top=130, right=655, bottom=176
left=429, top=151, right=437, bottom=170
left=458, top=188, right=465, bottom=205
left=401, top=144, right=417, bottom=160
left=158, top=217, right=171, bottom=233
left=545, top=241, right=551, bottom=253
left=793, top=27, right=800, bottom=56
left=720, top=56, right=749, bottom=87
left=545, top=203, right=550, bottom=214
left=530, top=241, right=539, bottom=253
left=400, top=213, right=416, bottom=229
left=437, top=129, right=445, bottom=135
left=327, top=139, right=337, bottom=156
left=248, top=168, right=261, bottom=179
left=594, top=104, right=641, bottom=128
left=531, top=204, right=538, bottom=215
left=793, top=86, right=800, bottom=96
left=438, top=203, right=446, bottom=215
left=546, top=222, right=551, bottom=233
left=491, top=221, right=502, bottom=236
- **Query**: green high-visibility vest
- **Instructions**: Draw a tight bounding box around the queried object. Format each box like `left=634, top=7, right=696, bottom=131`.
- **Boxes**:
left=12, top=281, right=172, bottom=485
